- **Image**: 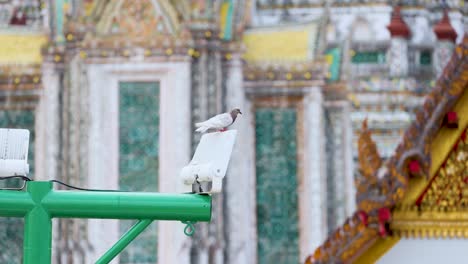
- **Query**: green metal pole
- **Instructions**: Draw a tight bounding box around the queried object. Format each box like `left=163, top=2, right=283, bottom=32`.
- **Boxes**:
left=0, top=181, right=212, bottom=264
left=23, top=181, right=52, bottom=264
left=95, top=219, right=153, bottom=264
left=0, top=191, right=33, bottom=217
left=43, top=191, right=212, bottom=221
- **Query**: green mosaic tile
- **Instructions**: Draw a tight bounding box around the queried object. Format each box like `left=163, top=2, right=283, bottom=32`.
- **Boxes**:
left=255, top=108, right=299, bottom=264
left=119, top=82, right=159, bottom=264
left=352, top=51, right=386, bottom=64
left=420, top=50, right=432, bottom=65
left=0, top=110, right=35, bottom=264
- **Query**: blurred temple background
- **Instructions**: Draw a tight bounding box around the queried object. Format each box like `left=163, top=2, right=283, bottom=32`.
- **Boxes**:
left=0, top=0, right=465, bottom=263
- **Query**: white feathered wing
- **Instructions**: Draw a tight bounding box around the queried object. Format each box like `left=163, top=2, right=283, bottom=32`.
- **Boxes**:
left=195, top=113, right=233, bottom=133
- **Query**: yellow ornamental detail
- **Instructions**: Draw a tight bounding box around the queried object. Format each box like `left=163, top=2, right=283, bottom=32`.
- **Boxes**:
left=187, top=48, right=195, bottom=56
left=242, top=23, right=318, bottom=63
left=0, top=34, right=47, bottom=64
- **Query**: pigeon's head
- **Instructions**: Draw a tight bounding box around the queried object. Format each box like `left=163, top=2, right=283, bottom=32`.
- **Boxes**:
left=231, top=108, right=242, bottom=116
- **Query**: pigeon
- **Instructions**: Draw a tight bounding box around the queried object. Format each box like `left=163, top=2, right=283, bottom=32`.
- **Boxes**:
left=195, top=108, right=242, bottom=133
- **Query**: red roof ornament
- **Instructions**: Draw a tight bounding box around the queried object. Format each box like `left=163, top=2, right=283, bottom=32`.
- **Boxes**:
left=408, top=160, right=422, bottom=177
left=357, top=211, right=369, bottom=227
left=433, top=10, right=458, bottom=42
left=386, top=6, right=410, bottom=38
left=445, top=111, right=459, bottom=128
left=378, top=207, right=392, bottom=222
left=379, top=222, right=390, bottom=237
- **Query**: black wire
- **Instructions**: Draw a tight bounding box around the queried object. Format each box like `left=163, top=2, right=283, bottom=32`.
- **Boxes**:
left=0, top=175, right=32, bottom=182
left=49, top=180, right=123, bottom=192
left=0, top=176, right=123, bottom=192
left=0, top=175, right=32, bottom=190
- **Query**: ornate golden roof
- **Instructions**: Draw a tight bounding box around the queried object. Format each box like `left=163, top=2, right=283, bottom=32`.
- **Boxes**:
left=307, top=34, right=468, bottom=264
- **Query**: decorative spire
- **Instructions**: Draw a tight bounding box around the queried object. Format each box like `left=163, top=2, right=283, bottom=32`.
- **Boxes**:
left=433, top=10, right=457, bottom=42
left=357, top=119, right=382, bottom=185
left=386, top=6, right=410, bottom=38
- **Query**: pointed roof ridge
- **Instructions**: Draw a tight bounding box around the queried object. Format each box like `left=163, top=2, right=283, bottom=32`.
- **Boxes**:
left=386, top=6, right=410, bottom=38
left=433, top=10, right=457, bottom=42
left=306, top=34, right=468, bottom=264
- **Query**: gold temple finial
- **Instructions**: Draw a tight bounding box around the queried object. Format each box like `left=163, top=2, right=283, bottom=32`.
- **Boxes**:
left=358, top=118, right=382, bottom=183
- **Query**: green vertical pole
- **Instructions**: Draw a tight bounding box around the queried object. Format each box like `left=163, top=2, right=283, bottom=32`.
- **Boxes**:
left=23, top=181, right=52, bottom=264
left=95, top=219, right=153, bottom=264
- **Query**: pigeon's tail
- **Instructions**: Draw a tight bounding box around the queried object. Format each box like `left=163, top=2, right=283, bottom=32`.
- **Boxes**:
left=195, top=126, right=210, bottom=133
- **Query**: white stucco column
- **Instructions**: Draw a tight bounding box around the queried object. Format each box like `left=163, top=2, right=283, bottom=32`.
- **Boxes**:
left=85, top=61, right=192, bottom=264
left=36, top=62, right=60, bottom=181
left=433, top=11, right=458, bottom=77
left=434, top=40, right=455, bottom=77
left=300, top=87, right=327, bottom=261
left=388, top=37, right=409, bottom=77
left=323, top=100, right=356, bottom=224
left=158, top=61, right=192, bottom=264
left=343, top=101, right=356, bottom=216
left=224, top=53, right=257, bottom=264
left=386, top=6, right=410, bottom=77
left=86, top=64, right=119, bottom=264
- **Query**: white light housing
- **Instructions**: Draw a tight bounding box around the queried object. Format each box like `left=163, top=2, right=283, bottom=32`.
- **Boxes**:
left=180, top=130, right=237, bottom=194
left=0, top=128, right=30, bottom=176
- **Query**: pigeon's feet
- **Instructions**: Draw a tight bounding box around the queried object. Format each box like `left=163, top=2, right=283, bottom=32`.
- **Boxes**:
left=218, top=128, right=227, bottom=132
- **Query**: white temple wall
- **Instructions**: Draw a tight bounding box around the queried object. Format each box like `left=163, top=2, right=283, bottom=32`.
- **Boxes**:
left=378, top=238, right=468, bottom=264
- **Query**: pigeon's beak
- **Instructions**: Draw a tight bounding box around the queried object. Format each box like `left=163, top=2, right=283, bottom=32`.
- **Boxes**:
left=239, top=111, right=242, bottom=115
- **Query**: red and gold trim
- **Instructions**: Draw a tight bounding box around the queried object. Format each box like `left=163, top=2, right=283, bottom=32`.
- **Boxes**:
left=307, top=34, right=468, bottom=264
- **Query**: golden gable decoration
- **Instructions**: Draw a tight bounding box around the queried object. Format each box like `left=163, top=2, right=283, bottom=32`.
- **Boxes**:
left=307, top=34, right=468, bottom=264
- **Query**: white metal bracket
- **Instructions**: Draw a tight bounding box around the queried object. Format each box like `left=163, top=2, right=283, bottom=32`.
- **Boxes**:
left=180, top=130, right=237, bottom=194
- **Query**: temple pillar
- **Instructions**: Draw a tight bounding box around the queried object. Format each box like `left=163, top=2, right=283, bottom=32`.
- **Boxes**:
left=433, top=10, right=458, bottom=77
left=36, top=62, right=60, bottom=181
left=300, top=87, right=327, bottom=261
left=386, top=6, right=410, bottom=77
left=224, top=52, right=257, bottom=264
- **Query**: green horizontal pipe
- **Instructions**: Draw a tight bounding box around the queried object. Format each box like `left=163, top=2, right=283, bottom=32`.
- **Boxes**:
left=42, top=191, right=212, bottom=221
left=0, top=190, right=34, bottom=217
left=95, top=219, right=153, bottom=264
